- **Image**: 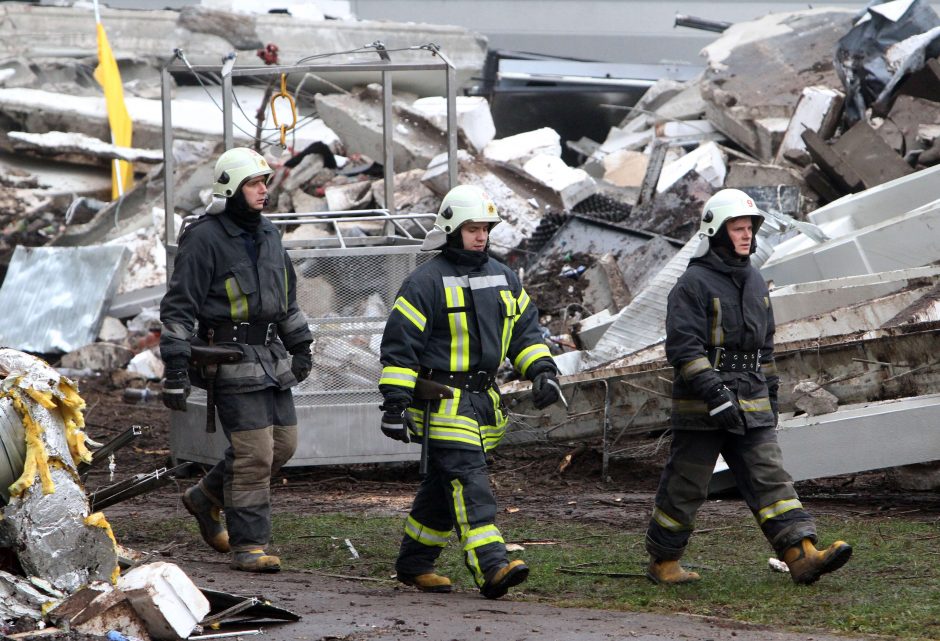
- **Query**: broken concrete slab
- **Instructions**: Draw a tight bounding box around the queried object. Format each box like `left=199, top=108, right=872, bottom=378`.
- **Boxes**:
left=60, top=343, right=134, bottom=372
left=521, top=154, right=596, bottom=210
left=0, top=245, right=128, bottom=354
left=602, top=150, right=648, bottom=188
left=483, top=127, right=562, bottom=167
left=47, top=582, right=151, bottom=641
left=324, top=180, right=373, bottom=211
left=316, top=85, right=447, bottom=173
left=0, top=3, right=487, bottom=97
left=411, top=96, right=496, bottom=154
left=8, top=131, right=163, bottom=165
left=371, top=168, right=439, bottom=214
left=770, top=266, right=940, bottom=325
left=700, top=9, right=855, bottom=162
left=805, top=120, right=914, bottom=193
left=775, top=85, right=844, bottom=166
left=656, top=141, right=725, bottom=193
left=792, top=380, right=840, bottom=416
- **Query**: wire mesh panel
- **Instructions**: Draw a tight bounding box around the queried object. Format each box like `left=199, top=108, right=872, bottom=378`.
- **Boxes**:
left=291, top=249, right=434, bottom=406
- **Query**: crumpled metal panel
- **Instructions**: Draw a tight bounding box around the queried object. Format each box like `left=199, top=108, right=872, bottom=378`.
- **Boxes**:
left=0, top=245, right=129, bottom=353
left=0, top=350, right=117, bottom=592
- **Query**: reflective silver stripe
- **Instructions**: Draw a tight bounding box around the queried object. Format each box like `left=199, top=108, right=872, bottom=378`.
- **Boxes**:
left=162, top=322, right=191, bottom=341
left=468, top=274, right=509, bottom=290
left=709, top=400, right=733, bottom=416
left=442, top=275, right=470, bottom=288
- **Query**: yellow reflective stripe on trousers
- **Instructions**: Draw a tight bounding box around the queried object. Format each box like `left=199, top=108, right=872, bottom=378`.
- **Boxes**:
left=514, top=343, right=552, bottom=376
left=758, top=498, right=803, bottom=523
left=680, top=356, right=712, bottom=381
left=224, top=277, right=249, bottom=321
left=403, top=514, right=451, bottom=547
left=379, top=365, right=418, bottom=389
left=393, top=296, right=427, bottom=331
left=740, top=397, right=771, bottom=412
left=710, top=297, right=724, bottom=346
left=463, top=524, right=503, bottom=550
left=652, top=506, right=689, bottom=532
left=445, top=285, right=470, bottom=371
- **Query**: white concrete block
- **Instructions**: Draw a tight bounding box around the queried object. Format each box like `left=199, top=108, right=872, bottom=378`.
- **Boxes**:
left=522, top=155, right=597, bottom=210
left=118, top=561, right=210, bottom=641
left=411, top=96, right=496, bottom=152
left=483, top=127, right=561, bottom=166
left=602, top=150, right=648, bottom=188
left=776, top=85, right=844, bottom=165
left=599, top=127, right=653, bottom=154
left=656, top=141, right=726, bottom=193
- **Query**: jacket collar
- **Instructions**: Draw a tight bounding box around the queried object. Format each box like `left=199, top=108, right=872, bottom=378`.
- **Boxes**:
left=217, top=212, right=275, bottom=237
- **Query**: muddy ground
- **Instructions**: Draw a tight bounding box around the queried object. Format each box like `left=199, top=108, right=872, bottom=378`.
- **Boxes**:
left=63, top=376, right=940, bottom=641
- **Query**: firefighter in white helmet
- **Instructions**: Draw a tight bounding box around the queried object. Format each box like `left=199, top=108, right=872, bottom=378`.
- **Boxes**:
left=378, top=184, right=561, bottom=598
left=160, top=147, right=313, bottom=573
left=644, top=188, right=852, bottom=585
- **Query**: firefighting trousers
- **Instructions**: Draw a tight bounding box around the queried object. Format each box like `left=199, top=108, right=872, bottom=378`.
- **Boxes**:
left=197, top=387, right=298, bottom=551
left=396, top=446, right=508, bottom=587
left=645, top=427, right=817, bottom=561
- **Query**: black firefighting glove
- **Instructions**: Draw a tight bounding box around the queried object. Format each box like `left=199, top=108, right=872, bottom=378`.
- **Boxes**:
left=290, top=341, right=313, bottom=383
left=379, top=400, right=415, bottom=443
left=704, top=383, right=744, bottom=431
left=768, top=378, right=780, bottom=425
left=162, top=357, right=191, bottom=412
left=530, top=362, right=561, bottom=410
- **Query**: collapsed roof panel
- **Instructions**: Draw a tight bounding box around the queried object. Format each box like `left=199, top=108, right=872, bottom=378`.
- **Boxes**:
left=0, top=245, right=128, bottom=353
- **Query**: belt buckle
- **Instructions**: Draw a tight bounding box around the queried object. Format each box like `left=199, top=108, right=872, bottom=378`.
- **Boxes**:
left=264, top=323, right=277, bottom=346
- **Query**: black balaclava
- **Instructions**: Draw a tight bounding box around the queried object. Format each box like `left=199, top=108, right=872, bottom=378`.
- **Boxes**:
left=441, top=225, right=489, bottom=268
left=224, top=184, right=263, bottom=232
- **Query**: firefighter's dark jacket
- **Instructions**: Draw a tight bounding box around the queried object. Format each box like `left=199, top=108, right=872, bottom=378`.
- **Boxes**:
left=160, top=213, right=312, bottom=394
left=666, top=250, right=779, bottom=429
left=379, top=252, right=554, bottom=451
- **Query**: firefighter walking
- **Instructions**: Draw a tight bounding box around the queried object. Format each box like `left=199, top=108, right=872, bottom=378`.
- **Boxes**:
left=645, top=188, right=852, bottom=585
left=378, top=185, right=562, bottom=598
left=160, top=147, right=313, bottom=573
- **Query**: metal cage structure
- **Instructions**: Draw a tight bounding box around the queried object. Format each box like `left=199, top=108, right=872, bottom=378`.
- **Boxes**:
left=161, top=47, right=457, bottom=466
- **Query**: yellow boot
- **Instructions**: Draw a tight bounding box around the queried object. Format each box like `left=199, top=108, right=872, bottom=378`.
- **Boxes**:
left=646, top=558, right=700, bottom=585
left=480, top=559, right=529, bottom=599
left=231, top=549, right=281, bottom=573
left=782, top=538, right=852, bottom=585
left=182, top=485, right=230, bottom=553
left=397, top=572, right=453, bottom=593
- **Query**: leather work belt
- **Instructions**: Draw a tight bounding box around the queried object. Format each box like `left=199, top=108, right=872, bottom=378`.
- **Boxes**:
left=199, top=322, right=277, bottom=346
left=708, top=347, right=760, bottom=372
left=421, top=368, right=498, bottom=393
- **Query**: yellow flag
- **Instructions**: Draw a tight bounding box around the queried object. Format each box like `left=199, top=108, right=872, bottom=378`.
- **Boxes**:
left=93, top=22, right=134, bottom=200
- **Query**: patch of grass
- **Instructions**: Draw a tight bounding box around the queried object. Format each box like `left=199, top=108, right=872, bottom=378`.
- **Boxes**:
left=267, top=511, right=940, bottom=640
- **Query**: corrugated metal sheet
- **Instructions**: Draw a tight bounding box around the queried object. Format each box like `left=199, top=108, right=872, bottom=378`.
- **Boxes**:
left=580, top=235, right=701, bottom=369
left=0, top=245, right=129, bottom=353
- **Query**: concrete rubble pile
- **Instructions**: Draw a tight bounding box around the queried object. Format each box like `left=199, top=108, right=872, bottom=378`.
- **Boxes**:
left=500, top=1, right=940, bottom=490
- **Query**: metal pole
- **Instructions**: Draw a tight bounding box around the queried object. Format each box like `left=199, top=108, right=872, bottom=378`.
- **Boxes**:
left=222, top=73, right=233, bottom=150
left=161, top=65, right=175, bottom=250
left=441, top=54, right=458, bottom=191
left=382, top=68, right=395, bottom=215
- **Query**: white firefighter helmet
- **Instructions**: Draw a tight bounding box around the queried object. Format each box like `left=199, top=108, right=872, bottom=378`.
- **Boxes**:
left=699, top=188, right=765, bottom=237
left=421, top=184, right=502, bottom=250
left=206, top=147, right=273, bottom=214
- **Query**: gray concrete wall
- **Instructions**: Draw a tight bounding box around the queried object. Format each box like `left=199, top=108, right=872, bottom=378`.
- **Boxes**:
left=54, top=1, right=940, bottom=63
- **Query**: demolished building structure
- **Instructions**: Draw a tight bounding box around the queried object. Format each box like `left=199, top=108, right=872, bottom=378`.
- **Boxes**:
left=1, top=0, right=940, bottom=627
